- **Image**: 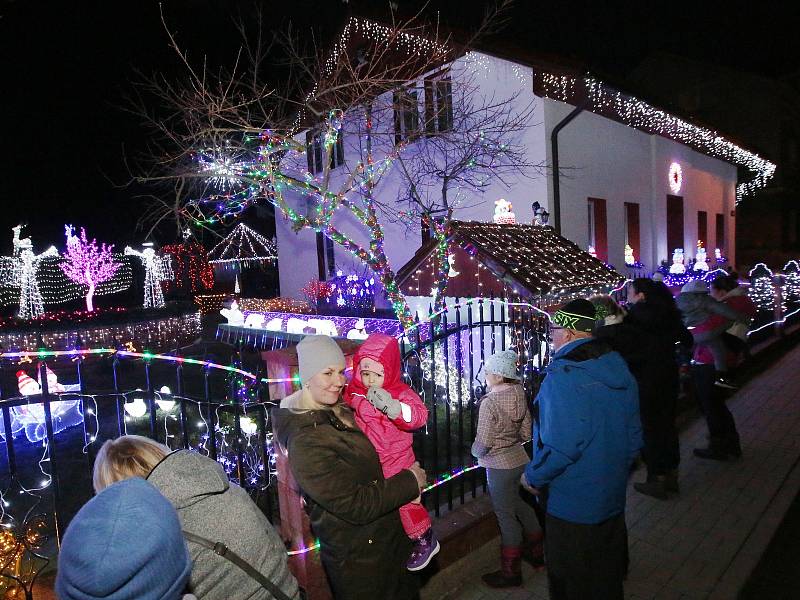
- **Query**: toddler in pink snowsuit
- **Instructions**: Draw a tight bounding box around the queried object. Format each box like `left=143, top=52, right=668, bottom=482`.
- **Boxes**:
left=344, top=333, right=439, bottom=571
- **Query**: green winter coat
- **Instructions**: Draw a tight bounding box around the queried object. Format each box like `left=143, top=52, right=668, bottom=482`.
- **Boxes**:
left=272, top=394, right=420, bottom=600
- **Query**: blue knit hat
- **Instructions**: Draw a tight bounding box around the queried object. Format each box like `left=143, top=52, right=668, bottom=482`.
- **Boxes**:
left=56, top=477, right=192, bottom=600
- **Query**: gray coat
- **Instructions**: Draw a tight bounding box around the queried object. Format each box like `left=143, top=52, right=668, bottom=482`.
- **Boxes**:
left=148, top=450, right=300, bottom=600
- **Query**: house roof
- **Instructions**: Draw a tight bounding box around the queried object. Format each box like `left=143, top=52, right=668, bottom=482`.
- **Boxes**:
left=318, top=16, right=775, bottom=202
left=396, top=221, right=625, bottom=302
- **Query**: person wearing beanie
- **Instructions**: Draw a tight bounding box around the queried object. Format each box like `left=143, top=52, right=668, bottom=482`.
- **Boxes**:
left=472, top=349, right=544, bottom=588
left=272, top=335, right=427, bottom=600
left=91, top=435, right=301, bottom=600
left=522, top=298, right=642, bottom=600
left=56, top=477, right=193, bottom=600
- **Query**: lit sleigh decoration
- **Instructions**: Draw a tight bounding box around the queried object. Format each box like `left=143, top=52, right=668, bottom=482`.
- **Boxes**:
left=0, top=368, right=83, bottom=444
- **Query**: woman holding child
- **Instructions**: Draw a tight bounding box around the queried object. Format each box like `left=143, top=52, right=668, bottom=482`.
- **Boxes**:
left=272, top=335, right=428, bottom=600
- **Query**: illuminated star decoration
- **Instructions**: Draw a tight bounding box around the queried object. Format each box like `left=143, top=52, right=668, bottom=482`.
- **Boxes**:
left=124, top=245, right=173, bottom=309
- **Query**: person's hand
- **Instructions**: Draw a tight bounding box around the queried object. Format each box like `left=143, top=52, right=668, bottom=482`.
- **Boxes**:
left=520, top=473, right=539, bottom=495
left=411, top=495, right=422, bottom=504
left=408, top=461, right=427, bottom=490
left=367, top=386, right=401, bottom=419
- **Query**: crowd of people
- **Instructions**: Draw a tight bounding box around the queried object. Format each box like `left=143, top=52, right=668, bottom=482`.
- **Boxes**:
left=54, top=273, right=756, bottom=600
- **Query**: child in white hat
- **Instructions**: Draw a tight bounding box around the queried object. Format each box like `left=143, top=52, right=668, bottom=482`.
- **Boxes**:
left=472, top=350, right=543, bottom=588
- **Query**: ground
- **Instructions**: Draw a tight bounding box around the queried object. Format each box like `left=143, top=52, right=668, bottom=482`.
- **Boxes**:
left=423, top=340, right=800, bottom=599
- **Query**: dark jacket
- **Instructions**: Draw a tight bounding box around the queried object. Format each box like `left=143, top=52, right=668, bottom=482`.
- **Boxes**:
left=525, top=338, right=642, bottom=524
left=625, top=301, right=692, bottom=395
left=272, top=394, right=420, bottom=600
left=147, top=450, right=300, bottom=600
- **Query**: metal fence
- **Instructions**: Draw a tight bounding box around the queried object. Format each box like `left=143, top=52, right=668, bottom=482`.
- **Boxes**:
left=0, top=348, right=280, bottom=558
left=401, top=296, right=551, bottom=516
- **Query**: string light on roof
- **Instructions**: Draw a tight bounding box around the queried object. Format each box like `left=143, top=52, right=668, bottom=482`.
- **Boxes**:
left=539, top=73, right=776, bottom=203
left=208, top=223, right=278, bottom=265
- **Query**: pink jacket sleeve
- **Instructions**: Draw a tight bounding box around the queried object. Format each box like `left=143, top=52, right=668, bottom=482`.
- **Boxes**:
left=393, top=387, right=429, bottom=431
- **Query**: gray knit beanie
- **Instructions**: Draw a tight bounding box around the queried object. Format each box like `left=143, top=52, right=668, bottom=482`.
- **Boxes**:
left=297, top=335, right=346, bottom=385
left=484, top=350, right=521, bottom=381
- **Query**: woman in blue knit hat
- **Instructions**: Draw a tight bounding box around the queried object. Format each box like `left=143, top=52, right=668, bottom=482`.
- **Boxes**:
left=56, top=477, right=195, bottom=600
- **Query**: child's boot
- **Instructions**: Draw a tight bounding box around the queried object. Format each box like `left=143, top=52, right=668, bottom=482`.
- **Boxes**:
left=406, top=527, right=440, bottom=571
left=482, top=546, right=522, bottom=588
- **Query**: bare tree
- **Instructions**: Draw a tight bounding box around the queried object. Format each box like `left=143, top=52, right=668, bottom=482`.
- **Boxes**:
left=132, top=2, right=538, bottom=326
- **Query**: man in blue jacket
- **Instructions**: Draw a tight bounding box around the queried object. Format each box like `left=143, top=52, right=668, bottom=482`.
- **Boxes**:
left=522, top=298, right=642, bottom=600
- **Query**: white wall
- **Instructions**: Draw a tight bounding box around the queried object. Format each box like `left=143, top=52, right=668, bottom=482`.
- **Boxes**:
left=277, top=52, right=549, bottom=301
left=543, top=97, right=738, bottom=271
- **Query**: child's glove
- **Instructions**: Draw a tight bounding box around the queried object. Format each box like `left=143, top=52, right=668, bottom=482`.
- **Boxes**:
left=367, top=386, right=401, bottom=419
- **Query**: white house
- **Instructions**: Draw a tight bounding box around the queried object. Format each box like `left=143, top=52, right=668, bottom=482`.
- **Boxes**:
left=273, top=18, right=775, bottom=306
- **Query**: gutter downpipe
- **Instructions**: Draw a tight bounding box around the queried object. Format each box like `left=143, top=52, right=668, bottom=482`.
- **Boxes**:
left=551, top=101, right=588, bottom=235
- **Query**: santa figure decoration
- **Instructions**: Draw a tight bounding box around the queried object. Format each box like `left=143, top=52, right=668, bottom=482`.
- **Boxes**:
left=493, top=198, right=517, bottom=225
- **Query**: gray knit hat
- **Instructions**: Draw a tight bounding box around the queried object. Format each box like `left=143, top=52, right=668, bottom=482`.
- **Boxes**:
left=297, top=335, right=346, bottom=385
left=484, top=350, right=521, bottom=381
left=681, top=279, right=708, bottom=294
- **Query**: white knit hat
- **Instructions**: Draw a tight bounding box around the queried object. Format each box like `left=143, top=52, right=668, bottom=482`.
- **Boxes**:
left=296, top=335, right=346, bottom=385
left=484, top=350, right=521, bottom=381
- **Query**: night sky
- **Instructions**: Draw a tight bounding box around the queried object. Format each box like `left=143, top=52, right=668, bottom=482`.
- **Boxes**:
left=1, top=0, right=795, bottom=250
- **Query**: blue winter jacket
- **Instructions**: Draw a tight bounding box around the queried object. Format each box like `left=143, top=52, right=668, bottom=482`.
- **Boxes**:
left=524, top=337, right=642, bottom=524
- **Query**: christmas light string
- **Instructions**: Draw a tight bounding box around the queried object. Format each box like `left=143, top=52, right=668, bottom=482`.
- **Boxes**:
left=538, top=73, right=776, bottom=203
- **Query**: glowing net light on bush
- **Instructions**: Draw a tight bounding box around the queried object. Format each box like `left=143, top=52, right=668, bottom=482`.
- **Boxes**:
left=783, top=260, right=800, bottom=303
left=748, top=263, right=775, bottom=312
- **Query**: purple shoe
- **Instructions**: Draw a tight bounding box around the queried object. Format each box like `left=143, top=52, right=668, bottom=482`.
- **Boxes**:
left=407, top=528, right=440, bottom=571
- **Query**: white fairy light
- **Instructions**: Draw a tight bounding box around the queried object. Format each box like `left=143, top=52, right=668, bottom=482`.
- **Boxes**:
left=124, top=246, right=173, bottom=308
left=539, top=73, right=776, bottom=203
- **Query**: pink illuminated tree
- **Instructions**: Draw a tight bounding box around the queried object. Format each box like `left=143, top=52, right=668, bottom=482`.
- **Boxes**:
left=59, top=225, right=122, bottom=311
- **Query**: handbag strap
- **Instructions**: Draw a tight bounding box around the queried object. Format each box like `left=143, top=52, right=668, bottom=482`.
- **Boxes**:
left=182, top=530, right=294, bottom=600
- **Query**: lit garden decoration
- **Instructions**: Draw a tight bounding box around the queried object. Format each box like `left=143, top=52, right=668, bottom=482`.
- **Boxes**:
left=124, top=244, right=174, bottom=309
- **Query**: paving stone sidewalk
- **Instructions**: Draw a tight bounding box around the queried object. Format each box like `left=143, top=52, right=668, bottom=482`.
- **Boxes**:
left=424, top=343, right=800, bottom=600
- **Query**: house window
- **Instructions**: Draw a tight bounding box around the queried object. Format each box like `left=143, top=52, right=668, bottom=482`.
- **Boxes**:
left=394, top=88, right=420, bottom=144
left=624, top=202, right=640, bottom=257
left=315, top=232, right=336, bottom=279
left=697, top=211, right=708, bottom=248
left=666, top=195, right=684, bottom=257
left=306, top=129, right=345, bottom=174
left=715, top=213, right=725, bottom=251
left=424, top=75, right=453, bottom=135
left=587, top=198, right=608, bottom=261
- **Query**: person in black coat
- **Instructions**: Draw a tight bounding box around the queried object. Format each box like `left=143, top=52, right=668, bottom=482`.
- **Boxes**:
left=621, top=280, right=692, bottom=500
left=272, top=335, right=428, bottom=600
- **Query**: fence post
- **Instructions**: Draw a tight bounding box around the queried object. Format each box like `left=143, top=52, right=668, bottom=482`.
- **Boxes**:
left=0, top=357, right=17, bottom=476
left=39, top=360, right=64, bottom=545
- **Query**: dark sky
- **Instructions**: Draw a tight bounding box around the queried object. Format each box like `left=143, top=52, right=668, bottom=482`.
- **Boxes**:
left=1, top=0, right=796, bottom=250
